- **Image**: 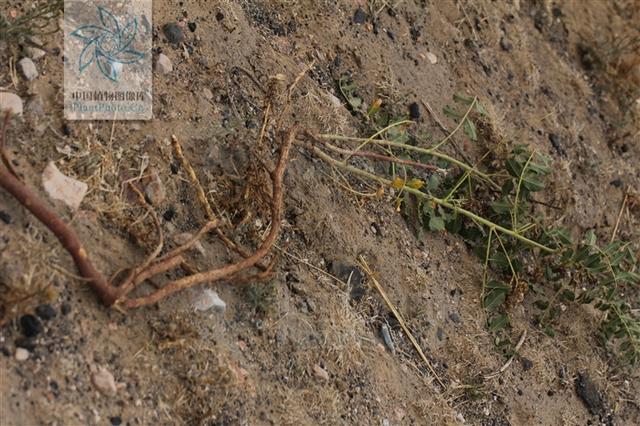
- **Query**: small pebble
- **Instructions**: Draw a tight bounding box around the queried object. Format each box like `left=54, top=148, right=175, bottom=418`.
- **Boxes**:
left=353, top=8, right=367, bottom=24
left=187, top=22, right=197, bottom=32
left=192, top=289, right=226, bottom=313
left=155, top=53, right=173, bottom=74
left=144, top=173, right=166, bottom=206
left=25, top=36, right=46, bottom=60
left=0, top=210, right=12, bottom=224
left=380, top=324, right=395, bottom=354
left=202, top=87, right=213, bottom=100
left=35, top=304, right=56, bottom=321
left=216, top=12, right=224, bottom=21
left=425, top=52, right=438, bottom=64
left=312, top=364, right=329, bottom=381
left=436, top=327, right=445, bottom=341
left=61, top=303, right=71, bottom=315
left=163, top=207, right=176, bottom=221
left=18, top=57, right=38, bottom=81
left=500, top=37, right=513, bottom=52
left=20, top=314, right=42, bottom=338
left=110, top=416, right=122, bottom=426
left=0, top=92, right=24, bottom=116
left=92, top=367, right=118, bottom=395
left=15, top=347, right=30, bottom=361
left=520, top=357, right=534, bottom=371
left=162, top=22, right=185, bottom=44
left=408, top=102, right=420, bottom=120
left=448, top=312, right=461, bottom=324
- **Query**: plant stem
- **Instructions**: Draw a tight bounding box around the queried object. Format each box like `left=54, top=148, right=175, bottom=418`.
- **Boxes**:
left=318, top=133, right=500, bottom=190
left=343, top=119, right=414, bottom=163
left=431, top=96, right=476, bottom=151
left=308, top=143, right=555, bottom=253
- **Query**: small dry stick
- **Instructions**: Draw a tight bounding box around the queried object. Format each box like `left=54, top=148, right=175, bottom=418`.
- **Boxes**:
left=610, top=190, right=629, bottom=243
left=484, top=329, right=527, bottom=379
left=358, top=255, right=446, bottom=390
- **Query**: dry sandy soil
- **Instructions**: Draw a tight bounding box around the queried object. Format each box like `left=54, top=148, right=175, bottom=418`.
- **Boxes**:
left=1, top=0, right=639, bottom=425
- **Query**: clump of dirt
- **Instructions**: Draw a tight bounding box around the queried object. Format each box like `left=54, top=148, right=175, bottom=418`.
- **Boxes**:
left=1, top=1, right=639, bottom=425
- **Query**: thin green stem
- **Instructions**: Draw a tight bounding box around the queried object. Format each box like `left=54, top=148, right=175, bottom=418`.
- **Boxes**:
left=431, top=96, right=476, bottom=151
left=309, top=144, right=555, bottom=253
left=512, top=151, right=535, bottom=229
left=495, top=232, right=518, bottom=282
left=343, top=119, right=414, bottom=163
left=319, top=134, right=500, bottom=190
left=481, top=228, right=494, bottom=309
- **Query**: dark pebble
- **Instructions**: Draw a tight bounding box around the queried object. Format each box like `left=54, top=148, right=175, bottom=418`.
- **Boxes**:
left=20, top=314, right=42, bottom=338
left=386, top=30, right=395, bottom=41
left=110, top=416, right=122, bottom=426
left=62, top=122, right=72, bottom=137
left=35, top=304, right=56, bottom=321
left=353, top=8, right=367, bottom=24
left=520, top=357, right=533, bottom=371
left=170, top=162, right=180, bottom=174
left=517, top=389, right=523, bottom=396
left=60, top=303, right=71, bottom=316
left=609, top=178, right=622, bottom=188
left=500, top=37, right=513, bottom=51
left=575, top=373, right=604, bottom=415
left=163, top=22, right=185, bottom=44
left=533, top=12, right=546, bottom=32
left=448, top=312, right=461, bottom=324
left=408, top=102, right=420, bottom=120
left=216, top=12, right=224, bottom=22
left=163, top=207, right=176, bottom=221
left=0, top=210, right=11, bottom=224
left=436, top=327, right=445, bottom=341
left=547, top=389, right=555, bottom=396
left=245, top=120, right=257, bottom=129
left=548, top=133, right=565, bottom=156
left=187, top=22, right=196, bottom=32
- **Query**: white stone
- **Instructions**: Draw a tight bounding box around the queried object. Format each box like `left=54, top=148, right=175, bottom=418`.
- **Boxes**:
left=15, top=347, right=29, bottom=361
left=155, top=53, right=173, bottom=74
left=42, top=161, right=88, bottom=210
left=312, top=364, right=329, bottom=381
left=0, top=92, right=23, bottom=116
left=92, top=367, right=117, bottom=395
left=18, top=57, right=38, bottom=80
left=426, top=52, right=438, bottom=64
left=25, top=36, right=46, bottom=60
left=202, top=87, right=213, bottom=100
left=192, top=289, right=226, bottom=313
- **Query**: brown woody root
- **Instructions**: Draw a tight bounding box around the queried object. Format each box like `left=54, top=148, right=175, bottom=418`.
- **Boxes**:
left=0, top=112, right=296, bottom=308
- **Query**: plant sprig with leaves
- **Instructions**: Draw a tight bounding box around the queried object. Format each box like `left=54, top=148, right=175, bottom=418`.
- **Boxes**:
left=304, top=88, right=640, bottom=366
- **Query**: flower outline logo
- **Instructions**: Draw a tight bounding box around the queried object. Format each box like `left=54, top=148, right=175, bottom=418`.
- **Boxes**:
left=70, top=6, right=144, bottom=82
